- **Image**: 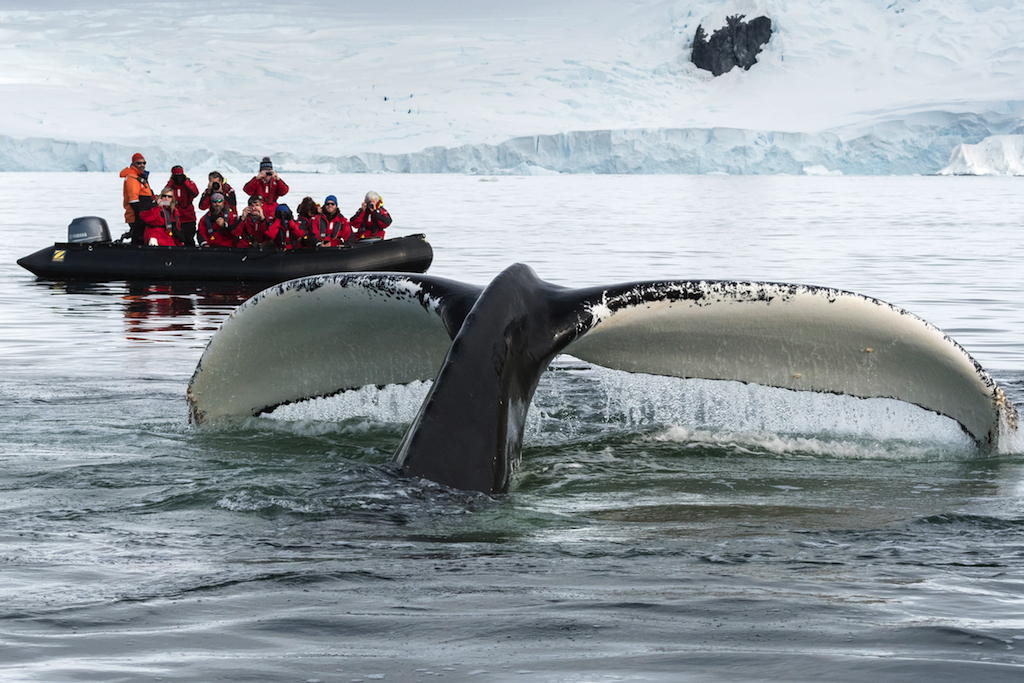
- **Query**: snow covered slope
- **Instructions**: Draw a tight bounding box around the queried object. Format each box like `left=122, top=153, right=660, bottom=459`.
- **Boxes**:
left=1, top=0, right=1022, bottom=174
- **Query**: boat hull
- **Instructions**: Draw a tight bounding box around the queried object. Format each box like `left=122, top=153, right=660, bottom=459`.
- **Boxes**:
left=17, top=235, right=433, bottom=283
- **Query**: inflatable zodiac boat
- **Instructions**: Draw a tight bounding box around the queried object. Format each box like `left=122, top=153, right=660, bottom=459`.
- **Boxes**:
left=17, top=216, right=433, bottom=283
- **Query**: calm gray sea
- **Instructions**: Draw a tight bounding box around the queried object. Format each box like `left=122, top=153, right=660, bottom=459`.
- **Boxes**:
left=1, top=172, right=1023, bottom=682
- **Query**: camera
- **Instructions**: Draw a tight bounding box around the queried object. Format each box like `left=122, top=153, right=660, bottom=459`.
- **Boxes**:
left=212, top=182, right=221, bottom=191
left=172, top=173, right=186, bottom=183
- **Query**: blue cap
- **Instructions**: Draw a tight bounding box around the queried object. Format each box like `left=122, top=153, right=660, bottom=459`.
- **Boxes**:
left=325, top=195, right=337, bottom=204
left=276, top=204, right=290, bottom=215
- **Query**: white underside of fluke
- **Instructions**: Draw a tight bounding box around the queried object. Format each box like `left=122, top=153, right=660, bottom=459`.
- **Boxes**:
left=567, top=280, right=1013, bottom=445
left=188, top=273, right=1016, bottom=449
left=187, top=274, right=453, bottom=423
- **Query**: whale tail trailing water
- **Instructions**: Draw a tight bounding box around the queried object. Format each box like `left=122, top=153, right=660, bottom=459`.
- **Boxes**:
left=187, top=264, right=1018, bottom=494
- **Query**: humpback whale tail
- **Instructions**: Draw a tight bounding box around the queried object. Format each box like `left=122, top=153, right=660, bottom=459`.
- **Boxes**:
left=188, top=264, right=1019, bottom=494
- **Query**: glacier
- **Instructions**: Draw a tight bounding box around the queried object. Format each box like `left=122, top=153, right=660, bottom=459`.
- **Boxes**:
left=1, top=0, right=1023, bottom=175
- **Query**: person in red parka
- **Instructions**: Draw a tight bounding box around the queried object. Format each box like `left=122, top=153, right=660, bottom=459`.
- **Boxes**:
left=198, top=171, right=237, bottom=212
left=242, top=157, right=289, bottom=218
left=197, top=193, right=239, bottom=247
left=166, top=165, right=200, bottom=246
left=307, top=194, right=351, bottom=246
left=236, top=195, right=274, bottom=248
left=296, top=196, right=321, bottom=241
left=139, top=187, right=184, bottom=247
left=270, top=204, right=306, bottom=251
left=349, top=191, right=392, bottom=241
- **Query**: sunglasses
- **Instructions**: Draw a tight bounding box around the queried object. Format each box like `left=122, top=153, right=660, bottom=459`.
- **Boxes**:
left=133, top=161, right=146, bottom=166
left=324, top=201, right=336, bottom=206
left=212, top=198, right=225, bottom=203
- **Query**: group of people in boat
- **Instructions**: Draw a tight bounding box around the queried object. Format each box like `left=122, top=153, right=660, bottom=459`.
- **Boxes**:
left=120, top=154, right=392, bottom=249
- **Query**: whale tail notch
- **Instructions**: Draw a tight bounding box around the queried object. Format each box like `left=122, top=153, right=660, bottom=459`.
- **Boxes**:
left=187, top=264, right=1018, bottom=494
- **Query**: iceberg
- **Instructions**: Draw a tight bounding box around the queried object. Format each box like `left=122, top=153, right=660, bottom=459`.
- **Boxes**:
left=939, top=135, right=1024, bottom=176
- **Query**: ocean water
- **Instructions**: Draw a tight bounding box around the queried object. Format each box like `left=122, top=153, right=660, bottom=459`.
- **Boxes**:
left=2, top=172, right=1024, bottom=682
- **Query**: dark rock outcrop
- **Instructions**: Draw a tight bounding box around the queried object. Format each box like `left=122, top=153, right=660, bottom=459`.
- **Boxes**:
left=691, top=14, right=772, bottom=76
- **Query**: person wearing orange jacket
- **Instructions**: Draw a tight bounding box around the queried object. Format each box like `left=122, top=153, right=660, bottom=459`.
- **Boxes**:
left=349, top=191, right=392, bottom=241
left=166, top=165, right=200, bottom=246
left=120, top=153, right=154, bottom=245
left=242, top=157, right=289, bottom=217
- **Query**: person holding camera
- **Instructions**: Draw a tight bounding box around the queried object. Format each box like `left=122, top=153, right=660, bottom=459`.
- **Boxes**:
left=165, top=165, right=200, bottom=246
left=139, top=187, right=185, bottom=247
left=349, top=191, right=392, bottom=241
left=236, top=195, right=273, bottom=248
left=197, top=193, right=239, bottom=247
left=243, top=157, right=289, bottom=218
left=198, top=171, right=237, bottom=212
left=270, top=204, right=307, bottom=251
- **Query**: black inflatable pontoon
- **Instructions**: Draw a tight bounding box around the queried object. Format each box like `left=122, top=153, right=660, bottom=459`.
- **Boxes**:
left=18, top=217, right=433, bottom=283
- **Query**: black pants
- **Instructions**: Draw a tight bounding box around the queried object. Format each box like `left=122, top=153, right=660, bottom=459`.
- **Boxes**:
left=179, top=221, right=197, bottom=247
left=130, top=221, right=145, bottom=246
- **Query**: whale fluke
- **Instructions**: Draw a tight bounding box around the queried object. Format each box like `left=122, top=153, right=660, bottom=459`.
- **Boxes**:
left=188, top=264, right=1018, bottom=494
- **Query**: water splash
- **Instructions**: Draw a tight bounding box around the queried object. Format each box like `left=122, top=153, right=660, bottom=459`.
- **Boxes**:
left=262, top=381, right=431, bottom=427
left=528, top=361, right=979, bottom=459
left=236, top=359, right=993, bottom=461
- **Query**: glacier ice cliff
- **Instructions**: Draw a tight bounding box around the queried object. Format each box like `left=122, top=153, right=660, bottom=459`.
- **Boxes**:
left=2, top=110, right=1022, bottom=176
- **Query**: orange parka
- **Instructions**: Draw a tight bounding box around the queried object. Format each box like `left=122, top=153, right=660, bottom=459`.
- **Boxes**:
left=120, top=165, right=154, bottom=223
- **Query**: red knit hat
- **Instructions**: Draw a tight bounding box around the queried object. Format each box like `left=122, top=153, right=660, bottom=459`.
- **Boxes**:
left=171, top=165, right=184, bottom=174
left=132, top=152, right=145, bottom=163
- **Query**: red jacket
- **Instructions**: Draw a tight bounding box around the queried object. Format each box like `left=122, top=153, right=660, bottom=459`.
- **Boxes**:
left=139, top=205, right=182, bottom=246
left=271, top=218, right=306, bottom=251
left=236, top=213, right=275, bottom=247
left=198, top=183, right=238, bottom=211
left=243, top=175, right=289, bottom=216
left=198, top=208, right=240, bottom=247
left=350, top=206, right=392, bottom=240
left=307, top=213, right=351, bottom=246
left=167, top=176, right=200, bottom=222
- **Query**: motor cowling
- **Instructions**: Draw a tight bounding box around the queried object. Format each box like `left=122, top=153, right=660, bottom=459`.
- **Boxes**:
left=68, top=216, right=112, bottom=243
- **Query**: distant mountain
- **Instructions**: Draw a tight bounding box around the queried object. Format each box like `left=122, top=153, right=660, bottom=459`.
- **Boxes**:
left=1, top=0, right=1022, bottom=174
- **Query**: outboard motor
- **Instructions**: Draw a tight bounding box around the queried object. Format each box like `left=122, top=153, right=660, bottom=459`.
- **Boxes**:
left=67, top=216, right=111, bottom=244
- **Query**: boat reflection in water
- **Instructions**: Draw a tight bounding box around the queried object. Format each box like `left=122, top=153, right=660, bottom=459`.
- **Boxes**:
left=120, top=282, right=263, bottom=340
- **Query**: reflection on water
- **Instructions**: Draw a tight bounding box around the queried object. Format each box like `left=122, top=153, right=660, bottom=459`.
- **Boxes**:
left=119, top=282, right=262, bottom=339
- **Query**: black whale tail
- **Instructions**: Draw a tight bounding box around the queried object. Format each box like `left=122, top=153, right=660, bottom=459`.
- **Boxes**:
left=393, top=264, right=587, bottom=492
left=187, top=264, right=1018, bottom=494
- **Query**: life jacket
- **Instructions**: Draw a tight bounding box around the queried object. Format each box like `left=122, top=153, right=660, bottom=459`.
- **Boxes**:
left=310, top=213, right=351, bottom=245
left=199, top=209, right=239, bottom=247
left=140, top=206, right=182, bottom=246
left=271, top=218, right=305, bottom=251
